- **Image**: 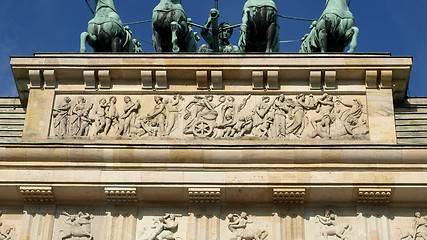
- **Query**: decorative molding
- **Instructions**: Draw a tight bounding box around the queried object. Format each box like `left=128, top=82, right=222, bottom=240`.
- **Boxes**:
left=29, top=70, right=42, bottom=89
left=358, top=188, right=392, bottom=203
left=43, top=70, right=56, bottom=89
left=104, top=187, right=137, bottom=203
left=324, top=70, right=336, bottom=90
left=188, top=188, right=221, bottom=203
left=84, top=70, right=96, bottom=89
left=19, top=186, right=55, bottom=202
left=252, top=71, right=264, bottom=90
left=365, top=70, right=378, bottom=89
left=141, top=70, right=153, bottom=89
left=196, top=71, right=208, bottom=90
left=267, top=70, right=279, bottom=90
left=98, top=70, right=111, bottom=89
left=381, top=70, right=393, bottom=89
left=273, top=188, right=306, bottom=204
left=211, top=71, right=223, bottom=89
left=310, top=71, right=322, bottom=90
left=155, top=71, right=167, bottom=89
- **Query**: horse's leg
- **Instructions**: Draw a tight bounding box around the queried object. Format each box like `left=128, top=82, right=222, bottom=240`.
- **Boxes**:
left=317, top=25, right=328, bottom=53
left=152, top=30, right=163, bottom=52
left=171, top=21, right=181, bottom=53
left=347, top=26, right=359, bottom=53
left=111, top=36, right=124, bottom=52
left=317, top=13, right=333, bottom=52
left=266, top=22, right=278, bottom=53
left=80, top=32, right=97, bottom=53
left=80, top=32, right=89, bottom=53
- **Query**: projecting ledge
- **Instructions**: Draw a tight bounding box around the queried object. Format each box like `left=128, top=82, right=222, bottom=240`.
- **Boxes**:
left=0, top=145, right=425, bottom=165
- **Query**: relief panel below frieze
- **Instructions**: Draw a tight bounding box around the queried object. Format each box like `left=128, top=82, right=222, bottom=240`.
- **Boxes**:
left=49, top=93, right=370, bottom=142
left=0, top=205, right=427, bottom=240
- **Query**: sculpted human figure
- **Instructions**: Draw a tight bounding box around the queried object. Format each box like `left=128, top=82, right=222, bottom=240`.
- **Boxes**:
left=336, top=97, right=366, bottom=137
left=239, top=0, right=279, bottom=52
left=52, top=97, right=72, bottom=137
left=272, top=94, right=289, bottom=138
left=60, top=211, right=94, bottom=240
left=0, top=211, right=14, bottom=240
left=253, top=97, right=274, bottom=127
left=310, top=93, right=335, bottom=138
left=230, top=116, right=254, bottom=138
left=164, top=95, right=184, bottom=136
left=70, top=97, right=93, bottom=137
left=401, top=212, right=427, bottom=240
left=117, top=96, right=140, bottom=137
left=146, top=214, right=179, bottom=240
left=124, top=26, right=143, bottom=53
left=219, top=96, right=236, bottom=124
left=252, top=116, right=274, bottom=137
left=299, top=21, right=319, bottom=53
left=200, top=9, right=239, bottom=53
left=227, top=212, right=268, bottom=240
left=103, top=96, right=118, bottom=136
left=316, top=210, right=350, bottom=240
left=286, top=94, right=315, bottom=137
left=146, top=96, right=167, bottom=136
left=94, top=98, right=108, bottom=135
left=183, top=95, right=225, bottom=135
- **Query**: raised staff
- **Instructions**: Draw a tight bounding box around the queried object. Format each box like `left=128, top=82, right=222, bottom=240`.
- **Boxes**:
left=199, top=0, right=239, bottom=53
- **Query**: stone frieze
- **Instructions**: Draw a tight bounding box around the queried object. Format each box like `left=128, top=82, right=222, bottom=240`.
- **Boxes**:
left=50, top=93, right=369, bottom=141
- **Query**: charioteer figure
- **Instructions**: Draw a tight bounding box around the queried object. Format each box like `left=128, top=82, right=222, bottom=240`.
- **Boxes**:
left=200, top=8, right=239, bottom=53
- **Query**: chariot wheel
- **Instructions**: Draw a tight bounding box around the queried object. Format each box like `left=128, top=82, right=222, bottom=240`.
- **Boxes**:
left=192, top=120, right=213, bottom=137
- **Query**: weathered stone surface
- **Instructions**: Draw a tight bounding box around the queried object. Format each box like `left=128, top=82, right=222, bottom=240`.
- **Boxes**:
left=3, top=53, right=426, bottom=239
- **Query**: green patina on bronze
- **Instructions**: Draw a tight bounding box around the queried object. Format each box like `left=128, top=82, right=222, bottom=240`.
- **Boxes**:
left=238, top=0, right=280, bottom=53
left=200, top=9, right=239, bottom=53
left=299, top=0, right=359, bottom=53
left=152, top=0, right=198, bottom=53
left=80, top=0, right=141, bottom=53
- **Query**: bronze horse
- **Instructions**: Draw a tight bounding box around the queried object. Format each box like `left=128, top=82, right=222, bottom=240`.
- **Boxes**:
left=80, top=0, right=129, bottom=52
left=238, top=0, right=280, bottom=52
left=152, top=0, right=198, bottom=52
left=300, top=0, right=359, bottom=53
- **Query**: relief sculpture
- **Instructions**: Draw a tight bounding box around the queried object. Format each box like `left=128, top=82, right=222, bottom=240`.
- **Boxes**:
left=315, top=210, right=351, bottom=240
left=70, top=97, right=93, bottom=137
left=0, top=211, right=14, bottom=240
left=140, top=213, right=182, bottom=240
left=50, top=93, right=369, bottom=141
left=400, top=212, right=427, bottom=240
left=59, top=211, right=94, bottom=240
left=227, top=212, right=268, bottom=240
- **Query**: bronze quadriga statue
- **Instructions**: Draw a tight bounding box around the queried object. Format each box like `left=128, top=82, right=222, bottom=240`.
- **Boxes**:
left=152, top=0, right=198, bottom=53
left=300, top=0, right=359, bottom=53
left=80, top=0, right=141, bottom=53
left=238, top=0, right=280, bottom=53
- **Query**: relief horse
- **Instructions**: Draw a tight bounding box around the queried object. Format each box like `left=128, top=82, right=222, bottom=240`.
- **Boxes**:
left=300, top=0, right=359, bottom=53
left=238, top=0, right=280, bottom=52
left=152, top=0, right=198, bottom=52
left=59, top=227, right=94, bottom=240
left=80, top=0, right=128, bottom=52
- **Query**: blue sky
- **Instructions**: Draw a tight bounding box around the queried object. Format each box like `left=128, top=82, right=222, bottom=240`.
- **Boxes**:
left=0, top=1, right=426, bottom=97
